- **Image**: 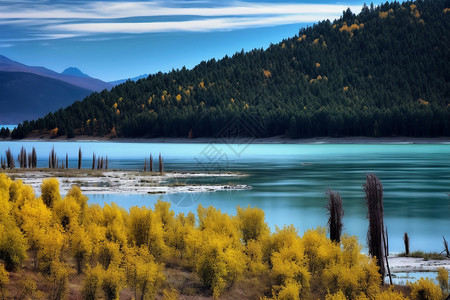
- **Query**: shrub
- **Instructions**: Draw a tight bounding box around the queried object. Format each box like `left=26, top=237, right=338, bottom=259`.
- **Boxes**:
left=409, top=277, right=442, bottom=300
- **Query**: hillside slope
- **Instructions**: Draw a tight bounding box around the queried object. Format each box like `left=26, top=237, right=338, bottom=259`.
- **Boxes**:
left=12, top=0, right=450, bottom=139
left=0, top=72, right=92, bottom=124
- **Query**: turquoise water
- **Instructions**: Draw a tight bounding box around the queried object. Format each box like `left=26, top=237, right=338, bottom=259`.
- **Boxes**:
left=1, top=141, right=449, bottom=253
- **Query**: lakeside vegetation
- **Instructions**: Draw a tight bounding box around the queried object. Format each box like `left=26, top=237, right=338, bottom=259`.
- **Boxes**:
left=0, top=174, right=447, bottom=299
left=6, top=0, right=450, bottom=140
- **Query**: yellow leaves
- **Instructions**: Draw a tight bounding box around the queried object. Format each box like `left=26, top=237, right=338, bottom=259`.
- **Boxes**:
left=340, top=22, right=364, bottom=37
left=41, top=178, right=61, bottom=208
left=236, top=206, right=269, bottom=244
left=312, top=38, right=320, bottom=45
left=82, top=264, right=103, bottom=299
left=413, top=9, right=420, bottom=18
left=176, top=94, right=182, bottom=101
left=148, top=97, right=152, bottom=105
left=118, top=97, right=123, bottom=102
left=198, top=81, right=206, bottom=89
left=343, top=86, right=349, bottom=91
left=388, top=8, right=394, bottom=14
left=112, top=102, right=118, bottom=109
left=418, top=98, right=429, bottom=105
left=315, top=62, right=321, bottom=68
left=0, top=263, right=9, bottom=299
left=297, top=34, right=306, bottom=41
left=410, top=4, right=417, bottom=10
left=50, top=127, right=58, bottom=137
left=409, top=278, right=443, bottom=300
left=444, top=8, right=450, bottom=13
left=231, top=98, right=235, bottom=103
left=437, top=267, right=449, bottom=293
left=116, top=109, right=120, bottom=115
left=263, top=70, right=272, bottom=78
left=244, top=103, right=250, bottom=110
left=184, top=89, right=191, bottom=97
left=379, top=11, right=388, bottom=18
left=281, top=43, right=286, bottom=49
left=52, top=195, right=81, bottom=231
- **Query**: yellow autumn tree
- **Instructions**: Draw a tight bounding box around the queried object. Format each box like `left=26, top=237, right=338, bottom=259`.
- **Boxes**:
left=41, top=178, right=61, bottom=208
left=0, top=263, right=8, bottom=300
left=82, top=264, right=103, bottom=300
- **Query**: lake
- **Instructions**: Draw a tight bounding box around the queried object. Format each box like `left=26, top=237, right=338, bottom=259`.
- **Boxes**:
left=1, top=141, right=449, bottom=253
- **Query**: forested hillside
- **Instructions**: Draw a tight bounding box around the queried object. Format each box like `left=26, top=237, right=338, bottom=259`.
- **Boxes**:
left=11, top=0, right=450, bottom=139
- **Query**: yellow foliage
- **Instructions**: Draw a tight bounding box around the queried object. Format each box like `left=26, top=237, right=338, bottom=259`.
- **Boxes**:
left=263, top=70, right=272, bottom=78
left=116, top=109, right=120, bottom=115
left=297, top=34, right=306, bottom=41
left=372, top=287, right=408, bottom=300
left=176, top=94, right=182, bottom=101
left=316, top=62, right=321, bottom=68
left=101, top=264, right=125, bottom=300
left=236, top=205, right=269, bottom=244
left=198, top=81, right=206, bottom=89
left=41, top=178, right=61, bottom=208
left=277, top=279, right=301, bottom=300
left=379, top=11, right=388, bottom=19
left=0, top=263, right=9, bottom=299
left=281, top=43, right=286, bottom=49
left=53, top=196, right=81, bottom=231
left=413, top=10, right=420, bottom=18
left=112, top=103, right=117, bottom=109
left=98, top=240, right=122, bottom=270
left=410, top=4, right=417, bottom=10
left=388, top=8, right=394, bottom=14
left=437, top=267, right=449, bottom=293
left=343, top=86, right=349, bottom=91
left=418, top=99, right=429, bottom=105
left=82, top=264, right=103, bottom=300
left=409, top=277, right=443, bottom=300
left=49, top=261, right=70, bottom=300
left=313, top=38, right=320, bottom=45
left=37, top=226, right=65, bottom=273
left=71, top=226, right=93, bottom=274
left=102, top=203, right=127, bottom=245
left=325, top=290, right=346, bottom=300
left=444, top=8, right=450, bottom=13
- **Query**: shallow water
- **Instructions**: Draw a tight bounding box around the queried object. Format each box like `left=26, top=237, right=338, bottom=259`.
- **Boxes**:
left=1, top=141, right=449, bottom=252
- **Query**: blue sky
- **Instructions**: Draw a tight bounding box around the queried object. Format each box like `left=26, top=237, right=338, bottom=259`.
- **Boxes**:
left=0, top=0, right=366, bottom=82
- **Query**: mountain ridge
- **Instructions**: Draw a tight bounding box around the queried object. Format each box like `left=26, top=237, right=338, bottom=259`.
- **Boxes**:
left=10, top=0, right=450, bottom=139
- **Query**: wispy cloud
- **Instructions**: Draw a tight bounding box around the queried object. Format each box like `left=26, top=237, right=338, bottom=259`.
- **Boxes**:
left=0, top=0, right=362, bottom=42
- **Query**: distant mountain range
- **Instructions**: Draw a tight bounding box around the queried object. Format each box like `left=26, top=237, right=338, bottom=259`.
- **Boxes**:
left=0, top=56, right=144, bottom=124
left=108, top=73, right=149, bottom=86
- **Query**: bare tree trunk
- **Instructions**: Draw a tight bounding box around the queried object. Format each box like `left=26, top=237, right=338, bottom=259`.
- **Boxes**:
left=150, top=154, right=153, bottom=172
left=364, top=173, right=385, bottom=283
left=78, top=147, right=82, bottom=169
left=327, top=189, right=344, bottom=243
left=383, top=226, right=392, bottom=285
left=92, top=153, right=96, bottom=170
left=404, top=233, right=410, bottom=256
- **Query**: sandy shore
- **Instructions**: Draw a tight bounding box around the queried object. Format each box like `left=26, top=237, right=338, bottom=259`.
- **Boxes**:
left=8, top=135, right=450, bottom=144
left=388, top=255, right=450, bottom=272
left=2, top=169, right=250, bottom=195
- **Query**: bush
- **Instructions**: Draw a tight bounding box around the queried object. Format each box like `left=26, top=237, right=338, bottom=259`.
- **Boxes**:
left=437, top=267, right=449, bottom=293
left=409, top=277, right=442, bottom=300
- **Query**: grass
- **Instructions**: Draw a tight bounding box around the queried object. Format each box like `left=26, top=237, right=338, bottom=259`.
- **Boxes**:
left=397, top=251, right=448, bottom=260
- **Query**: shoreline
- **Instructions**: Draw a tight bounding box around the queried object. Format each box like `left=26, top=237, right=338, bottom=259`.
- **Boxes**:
left=1, top=169, right=250, bottom=195
left=388, top=255, right=450, bottom=273
left=2, top=135, right=450, bottom=144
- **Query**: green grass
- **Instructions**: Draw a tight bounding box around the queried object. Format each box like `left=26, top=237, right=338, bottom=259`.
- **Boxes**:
left=397, top=251, right=448, bottom=261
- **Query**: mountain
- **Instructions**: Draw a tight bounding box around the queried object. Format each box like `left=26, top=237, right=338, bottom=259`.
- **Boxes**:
left=0, top=71, right=92, bottom=124
left=12, top=0, right=450, bottom=139
left=109, top=74, right=149, bottom=86
left=61, top=67, right=90, bottom=78
left=0, top=55, right=112, bottom=92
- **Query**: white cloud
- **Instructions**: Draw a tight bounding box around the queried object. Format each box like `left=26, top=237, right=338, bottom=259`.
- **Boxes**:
left=0, top=1, right=363, bottom=40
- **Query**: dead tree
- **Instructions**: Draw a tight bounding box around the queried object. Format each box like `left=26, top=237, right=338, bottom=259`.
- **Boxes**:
left=27, top=153, right=32, bottom=168
left=50, top=147, right=57, bottom=169
left=65, top=153, right=68, bottom=169
left=105, top=156, right=108, bottom=170
left=150, top=154, right=153, bottom=172
left=404, top=233, right=410, bottom=256
left=101, top=157, right=104, bottom=170
left=384, top=226, right=392, bottom=285
left=32, top=147, right=37, bottom=168
left=159, top=153, right=163, bottom=174
left=144, top=157, right=147, bottom=172
left=5, top=148, right=14, bottom=169
left=363, top=173, right=385, bottom=282
left=443, top=236, right=449, bottom=257
left=78, top=147, right=82, bottom=169
left=326, top=189, right=344, bottom=243
left=92, top=153, right=96, bottom=170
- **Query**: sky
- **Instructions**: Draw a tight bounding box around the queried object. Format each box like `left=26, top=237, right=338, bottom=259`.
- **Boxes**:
left=0, top=0, right=367, bottom=82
